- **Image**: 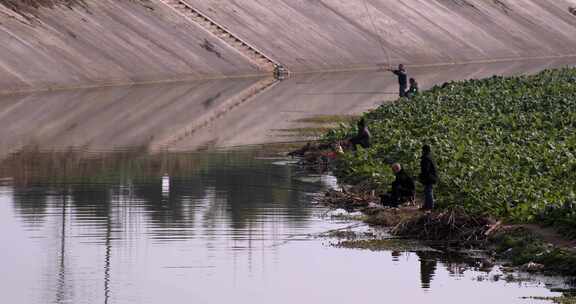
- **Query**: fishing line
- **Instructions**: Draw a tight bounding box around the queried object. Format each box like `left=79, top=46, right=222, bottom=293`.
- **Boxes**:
left=362, top=0, right=392, bottom=69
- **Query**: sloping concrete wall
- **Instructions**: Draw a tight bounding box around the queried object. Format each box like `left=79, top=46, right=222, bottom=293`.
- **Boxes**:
left=1, top=0, right=576, bottom=93
left=0, top=0, right=260, bottom=93
left=190, top=0, right=576, bottom=72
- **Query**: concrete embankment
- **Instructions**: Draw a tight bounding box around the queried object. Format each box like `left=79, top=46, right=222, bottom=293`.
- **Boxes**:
left=0, top=0, right=260, bottom=94
left=190, top=0, right=576, bottom=72
left=1, top=0, right=576, bottom=93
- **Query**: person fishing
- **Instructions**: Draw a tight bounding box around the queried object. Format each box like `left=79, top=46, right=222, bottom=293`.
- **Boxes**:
left=380, top=163, right=415, bottom=208
left=388, top=64, right=408, bottom=98
left=407, top=78, right=419, bottom=98
left=348, top=118, right=371, bottom=150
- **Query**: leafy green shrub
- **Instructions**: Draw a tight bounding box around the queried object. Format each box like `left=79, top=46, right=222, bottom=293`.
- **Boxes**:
left=492, top=228, right=576, bottom=276
left=328, top=68, right=576, bottom=227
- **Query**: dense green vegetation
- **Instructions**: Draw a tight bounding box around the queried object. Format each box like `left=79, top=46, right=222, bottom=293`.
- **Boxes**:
left=327, top=68, right=576, bottom=230
left=492, top=228, right=576, bottom=276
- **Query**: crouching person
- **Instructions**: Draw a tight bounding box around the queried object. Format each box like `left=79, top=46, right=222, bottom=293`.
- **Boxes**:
left=380, top=163, right=415, bottom=208
left=348, top=118, right=371, bottom=150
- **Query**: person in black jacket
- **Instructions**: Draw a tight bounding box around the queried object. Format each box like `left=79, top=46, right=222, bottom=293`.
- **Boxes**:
left=407, top=78, right=419, bottom=98
left=381, top=163, right=415, bottom=208
left=388, top=64, right=408, bottom=98
left=419, top=145, right=438, bottom=210
left=348, top=118, right=371, bottom=150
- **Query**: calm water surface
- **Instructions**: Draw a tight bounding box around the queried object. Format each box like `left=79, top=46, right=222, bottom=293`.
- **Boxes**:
left=0, top=148, right=564, bottom=304
left=2, top=61, right=575, bottom=304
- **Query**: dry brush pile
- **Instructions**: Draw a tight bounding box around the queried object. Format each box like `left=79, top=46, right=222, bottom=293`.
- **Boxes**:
left=391, top=208, right=499, bottom=244
left=320, top=180, right=380, bottom=210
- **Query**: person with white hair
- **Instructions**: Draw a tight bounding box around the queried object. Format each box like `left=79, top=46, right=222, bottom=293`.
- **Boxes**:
left=380, top=163, right=415, bottom=208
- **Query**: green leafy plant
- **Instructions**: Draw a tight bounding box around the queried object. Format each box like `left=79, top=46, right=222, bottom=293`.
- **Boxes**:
left=326, top=68, right=576, bottom=231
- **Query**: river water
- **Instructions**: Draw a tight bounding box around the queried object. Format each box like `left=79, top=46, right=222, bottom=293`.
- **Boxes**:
left=1, top=59, right=575, bottom=304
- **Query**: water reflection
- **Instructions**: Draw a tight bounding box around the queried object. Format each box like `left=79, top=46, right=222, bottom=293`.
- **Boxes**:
left=391, top=250, right=402, bottom=262
left=4, top=148, right=318, bottom=238
left=1, top=59, right=575, bottom=156
left=56, top=193, right=68, bottom=304
left=1, top=147, right=343, bottom=304
left=1, top=150, right=568, bottom=303
left=417, top=252, right=438, bottom=290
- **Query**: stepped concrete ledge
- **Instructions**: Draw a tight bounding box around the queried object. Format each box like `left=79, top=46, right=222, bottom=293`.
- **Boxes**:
left=158, top=0, right=284, bottom=74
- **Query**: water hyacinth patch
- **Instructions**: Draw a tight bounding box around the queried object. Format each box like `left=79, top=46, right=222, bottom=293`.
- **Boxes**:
left=326, top=68, right=576, bottom=226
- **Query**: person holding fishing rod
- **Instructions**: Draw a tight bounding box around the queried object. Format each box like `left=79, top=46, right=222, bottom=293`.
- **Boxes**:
left=387, top=64, right=408, bottom=98
left=362, top=0, right=415, bottom=99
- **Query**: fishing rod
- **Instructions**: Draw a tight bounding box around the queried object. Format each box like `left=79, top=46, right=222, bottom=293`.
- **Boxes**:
left=297, top=91, right=401, bottom=96
left=362, top=0, right=392, bottom=70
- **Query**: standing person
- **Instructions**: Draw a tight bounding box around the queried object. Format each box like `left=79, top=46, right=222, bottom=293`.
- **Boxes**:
left=388, top=64, right=408, bottom=98
left=407, top=78, right=419, bottom=98
left=419, top=145, right=438, bottom=210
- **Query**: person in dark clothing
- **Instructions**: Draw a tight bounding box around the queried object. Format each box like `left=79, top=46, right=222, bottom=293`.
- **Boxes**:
left=419, top=145, right=438, bottom=210
left=407, top=78, right=419, bottom=98
left=381, top=163, right=415, bottom=208
left=388, top=64, right=408, bottom=98
left=348, top=118, right=371, bottom=150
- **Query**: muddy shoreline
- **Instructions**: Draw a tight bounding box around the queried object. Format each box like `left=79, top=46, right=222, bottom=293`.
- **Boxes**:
left=317, top=184, right=576, bottom=277
left=286, top=148, right=576, bottom=281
